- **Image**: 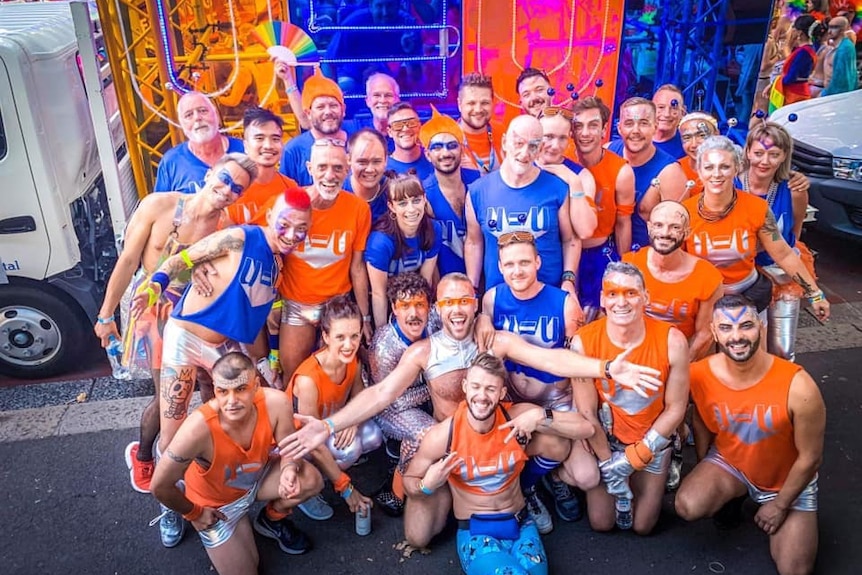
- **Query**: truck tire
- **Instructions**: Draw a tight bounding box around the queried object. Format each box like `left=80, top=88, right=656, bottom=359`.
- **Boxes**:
left=0, top=285, right=91, bottom=379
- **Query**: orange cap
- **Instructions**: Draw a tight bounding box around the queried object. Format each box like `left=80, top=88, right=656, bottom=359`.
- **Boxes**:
left=301, top=68, right=345, bottom=111
left=419, top=104, right=464, bottom=149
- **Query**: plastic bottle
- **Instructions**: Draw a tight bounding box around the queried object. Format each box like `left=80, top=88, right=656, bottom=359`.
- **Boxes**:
left=355, top=506, right=371, bottom=536
left=106, top=335, right=131, bottom=380
left=615, top=496, right=633, bottom=530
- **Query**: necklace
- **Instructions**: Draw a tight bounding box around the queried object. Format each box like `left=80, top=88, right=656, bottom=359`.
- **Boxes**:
left=476, top=0, right=611, bottom=111
left=461, top=125, right=497, bottom=173
left=741, top=171, right=779, bottom=208
left=697, top=189, right=738, bottom=222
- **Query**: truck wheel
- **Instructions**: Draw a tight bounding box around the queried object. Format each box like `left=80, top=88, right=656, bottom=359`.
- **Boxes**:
left=0, top=285, right=90, bottom=379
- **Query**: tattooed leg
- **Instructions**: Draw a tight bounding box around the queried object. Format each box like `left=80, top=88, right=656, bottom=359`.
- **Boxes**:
left=157, top=365, right=196, bottom=453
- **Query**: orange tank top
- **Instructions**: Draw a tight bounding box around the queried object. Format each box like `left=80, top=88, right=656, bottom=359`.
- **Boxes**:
left=185, top=389, right=274, bottom=507
left=623, top=248, right=723, bottom=339
left=447, top=402, right=528, bottom=497
left=690, top=356, right=802, bottom=492
left=287, top=352, right=358, bottom=425
left=577, top=317, right=672, bottom=444
left=679, top=158, right=703, bottom=196
left=586, top=150, right=630, bottom=239
left=683, top=191, right=769, bottom=287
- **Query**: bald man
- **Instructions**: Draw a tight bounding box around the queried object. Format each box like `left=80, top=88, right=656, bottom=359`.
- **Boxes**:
left=465, top=115, right=580, bottom=300
left=822, top=17, right=859, bottom=97
left=155, top=92, right=245, bottom=194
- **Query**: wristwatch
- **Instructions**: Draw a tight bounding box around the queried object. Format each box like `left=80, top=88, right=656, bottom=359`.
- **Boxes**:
left=543, top=408, right=554, bottom=427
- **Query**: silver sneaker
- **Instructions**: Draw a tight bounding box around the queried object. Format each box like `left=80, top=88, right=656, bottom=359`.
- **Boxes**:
left=158, top=505, right=185, bottom=548
left=523, top=486, right=553, bottom=534
left=297, top=494, right=334, bottom=521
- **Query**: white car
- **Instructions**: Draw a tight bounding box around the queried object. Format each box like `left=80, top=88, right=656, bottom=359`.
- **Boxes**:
left=770, top=90, right=862, bottom=241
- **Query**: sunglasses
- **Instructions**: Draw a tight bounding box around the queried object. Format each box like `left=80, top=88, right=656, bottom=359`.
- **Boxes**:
left=393, top=297, right=429, bottom=311
left=312, top=138, right=347, bottom=148
left=390, top=118, right=421, bottom=132
left=497, top=230, right=536, bottom=247
left=427, top=141, right=460, bottom=152
left=540, top=106, right=574, bottom=121
left=436, top=296, right=477, bottom=308
left=216, top=169, right=245, bottom=195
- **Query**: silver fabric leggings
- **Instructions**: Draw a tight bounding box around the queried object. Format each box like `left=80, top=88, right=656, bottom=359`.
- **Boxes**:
left=767, top=296, right=800, bottom=362
left=326, top=419, right=384, bottom=470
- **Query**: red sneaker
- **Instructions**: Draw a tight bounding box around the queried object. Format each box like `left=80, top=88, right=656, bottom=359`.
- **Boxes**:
left=124, top=441, right=154, bottom=494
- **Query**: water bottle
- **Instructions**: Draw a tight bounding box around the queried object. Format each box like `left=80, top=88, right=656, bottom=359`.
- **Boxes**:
left=355, top=506, right=371, bottom=536
left=106, top=335, right=131, bottom=380
left=615, top=496, right=633, bottom=530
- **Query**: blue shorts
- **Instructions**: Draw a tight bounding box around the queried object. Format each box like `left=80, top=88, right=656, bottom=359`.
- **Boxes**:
left=577, top=239, right=619, bottom=310
left=456, top=521, right=547, bottom=575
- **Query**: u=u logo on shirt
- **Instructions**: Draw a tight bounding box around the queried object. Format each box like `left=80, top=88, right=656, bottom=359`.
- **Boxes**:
left=713, top=403, right=779, bottom=445
left=501, top=315, right=561, bottom=345
left=485, top=206, right=551, bottom=237
left=293, top=230, right=353, bottom=269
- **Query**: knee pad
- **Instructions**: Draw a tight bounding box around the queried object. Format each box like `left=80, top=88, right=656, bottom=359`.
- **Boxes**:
left=767, top=297, right=800, bottom=362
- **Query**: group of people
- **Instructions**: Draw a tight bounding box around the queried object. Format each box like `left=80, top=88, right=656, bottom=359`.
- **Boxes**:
left=94, top=35, right=832, bottom=574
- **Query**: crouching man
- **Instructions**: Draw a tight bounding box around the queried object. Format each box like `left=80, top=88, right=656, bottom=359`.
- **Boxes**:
left=151, top=352, right=324, bottom=574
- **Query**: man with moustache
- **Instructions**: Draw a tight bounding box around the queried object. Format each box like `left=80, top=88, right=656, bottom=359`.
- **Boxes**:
left=420, top=106, right=480, bottom=276
left=483, top=231, right=592, bottom=531
left=279, top=70, right=348, bottom=186
left=572, top=97, right=636, bottom=322
left=368, top=273, right=439, bottom=516
left=456, top=73, right=502, bottom=177
left=386, top=102, right=434, bottom=180
left=155, top=92, right=244, bottom=194
left=403, top=352, right=595, bottom=575
left=344, top=128, right=391, bottom=222
left=516, top=67, right=552, bottom=118
left=676, top=294, right=825, bottom=575
left=225, top=107, right=298, bottom=225
left=652, top=85, right=687, bottom=159
left=276, top=141, right=372, bottom=381
left=280, top=272, right=664, bottom=548
left=131, top=187, right=312, bottom=547
left=608, top=97, right=688, bottom=251
left=571, top=262, right=690, bottom=535
left=465, top=115, right=580, bottom=298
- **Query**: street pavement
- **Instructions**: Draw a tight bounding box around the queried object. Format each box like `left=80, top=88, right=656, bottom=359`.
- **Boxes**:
left=1, top=230, right=860, bottom=574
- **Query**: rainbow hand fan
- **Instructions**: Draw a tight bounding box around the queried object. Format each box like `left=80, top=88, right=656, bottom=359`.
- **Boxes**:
left=252, top=21, right=320, bottom=66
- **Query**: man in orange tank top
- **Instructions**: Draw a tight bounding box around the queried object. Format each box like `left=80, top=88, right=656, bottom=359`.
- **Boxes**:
left=676, top=295, right=825, bottom=575
left=457, top=73, right=502, bottom=177
left=570, top=262, right=690, bottom=535
left=151, top=352, right=324, bottom=573
left=404, top=353, right=594, bottom=575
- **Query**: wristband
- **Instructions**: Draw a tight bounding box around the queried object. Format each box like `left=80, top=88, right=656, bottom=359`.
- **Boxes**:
left=807, top=290, right=824, bottom=304
left=340, top=484, right=354, bottom=500
left=419, top=478, right=435, bottom=496
left=323, top=418, right=336, bottom=436
left=96, top=316, right=115, bottom=325
left=624, top=441, right=654, bottom=471
left=570, top=190, right=586, bottom=199
left=271, top=299, right=284, bottom=310
left=179, top=250, right=194, bottom=270
left=561, top=270, right=577, bottom=285
left=334, top=472, right=351, bottom=494
left=182, top=503, right=203, bottom=522
left=151, top=271, right=170, bottom=293
left=285, top=84, right=298, bottom=94
left=603, top=359, right=613, bottom=380
left=145, top=286, right=160, bottom=307
left=362, top=315, right=372, bottom=323
left=268, top=333, right=280, bottom=351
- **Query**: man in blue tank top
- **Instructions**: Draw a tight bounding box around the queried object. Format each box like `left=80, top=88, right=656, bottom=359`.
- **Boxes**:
left=131, top=187, right=312, bottom=547
left=608, top=98, right=688, bottom=251
left=465, top=115, right=580, bottom=298
left=482, top=231, right=594, bottom=531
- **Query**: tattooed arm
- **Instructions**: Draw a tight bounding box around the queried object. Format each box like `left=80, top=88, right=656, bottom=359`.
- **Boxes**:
left=758, top=209, right=830, bottom=320
left=158, top=227, right=247, bottom=280
left=150, top=411, right=218, bottom=525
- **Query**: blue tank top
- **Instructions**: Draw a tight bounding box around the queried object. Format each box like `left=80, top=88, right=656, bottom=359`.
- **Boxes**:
left=365, top=220, right=443, bottom=275
left=562, top=157, right=585, bottom=174
left=423, top=170, right=479, bottom=276
left=343, top=177, right=390, bottom=224
left=654, top=132, right=685, bottom=160
left=468, top=171, right=568, bottom=289
left=173, top=226, right=279, bottom=344
left=492, top=284, right=568, bottom=384
left=755, top=180, right=795, bottom=267
left=630, top=147, right=677, bottom=250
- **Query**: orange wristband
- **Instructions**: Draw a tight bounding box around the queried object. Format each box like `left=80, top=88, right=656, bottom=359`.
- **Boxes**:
left=334, top=472, right=351, bottom=494
left=182, top=503, right=203, bottom=522
left=617, top=203, right=635, bottom=216
left=625, top=442, right=654, bottom=471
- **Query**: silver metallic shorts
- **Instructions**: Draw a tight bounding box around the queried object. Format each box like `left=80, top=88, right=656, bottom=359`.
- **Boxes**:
left=281, top=298, right=327, bottom=327
left=161, top=318, right=242, bottom=370
left=704, top=447, right=818, bottom=512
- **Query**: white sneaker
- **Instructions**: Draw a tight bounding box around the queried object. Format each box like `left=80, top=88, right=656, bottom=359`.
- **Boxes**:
left=297, top=494, right=334, bottom=521
left=524, top=486, right=553, bottom=534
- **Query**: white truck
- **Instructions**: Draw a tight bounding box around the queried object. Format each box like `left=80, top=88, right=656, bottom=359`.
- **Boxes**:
left=0, top=1, right=138, bottom=378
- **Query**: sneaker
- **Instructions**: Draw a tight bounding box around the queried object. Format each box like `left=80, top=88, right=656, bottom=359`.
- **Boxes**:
left=375, top=490, right=404, bottom=517
left=253, top=509, right=311, bottom=555
left=297, top=494, right=334, bottom=521
left=124, top=441, right=154, bottom=494
left=158, top=505, right=185, bottom=548
left=666, top=439, right=683, bottom=492
left=523, top=485, right=553, bottom=534
left=542, top=474, right=582, bottom=522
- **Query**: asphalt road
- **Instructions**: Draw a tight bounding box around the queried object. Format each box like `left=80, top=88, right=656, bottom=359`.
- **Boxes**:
left=0, top=229, right=860, bottom=574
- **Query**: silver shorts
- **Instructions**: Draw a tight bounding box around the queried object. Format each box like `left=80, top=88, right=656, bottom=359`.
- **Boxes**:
left=609, top=435, right=672, bottom=475
left=281, top=298, right=327, bottom=327
left=704, top=447, right=818, bottom=512
left=161, top=318, right=242, bottom=370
